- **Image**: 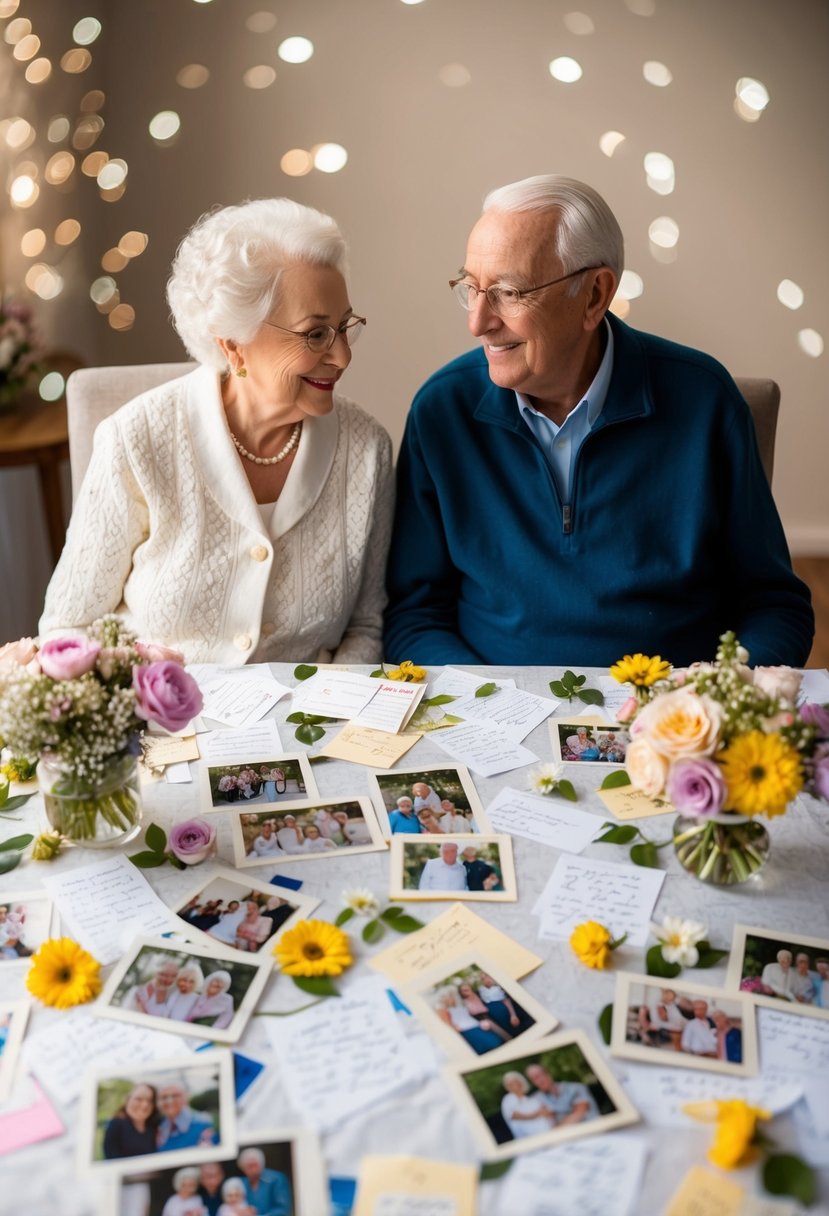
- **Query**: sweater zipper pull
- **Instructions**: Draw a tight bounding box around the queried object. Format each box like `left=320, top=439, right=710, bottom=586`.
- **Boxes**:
left=562, top=504, right=572, bottom=534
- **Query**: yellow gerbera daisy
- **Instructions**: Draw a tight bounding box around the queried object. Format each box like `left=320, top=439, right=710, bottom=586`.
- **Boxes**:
left=26, top=937, right=102, bottom=1009
left=386, top=660, right=427, bottom=683
left=274, top=919, right=353, bottom=977
left=609, top=653, right=671, bottom=687
left=684, top=1099, right=771, bottom=1169
left=719, top=730, right=803, bottom=817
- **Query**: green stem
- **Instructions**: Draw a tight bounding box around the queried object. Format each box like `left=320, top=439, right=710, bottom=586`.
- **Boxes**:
left=254, top=999, right=327, bottom=1017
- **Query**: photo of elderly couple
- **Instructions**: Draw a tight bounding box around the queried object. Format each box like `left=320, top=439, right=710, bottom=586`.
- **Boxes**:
left=206, top=758, right=310, bottom=808
left=395, top=838, right=513, bottom=899
left=115, top=1141, right=295, bottom=1216
left=372, top=766, right=487, bottom=837
left=95, top=1062, right=226, bottom=1164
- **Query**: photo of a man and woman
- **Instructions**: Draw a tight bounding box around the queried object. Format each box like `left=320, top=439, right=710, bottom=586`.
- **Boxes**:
left=98, top=938, right=272, bottom=1044
left=610, top=973, right=758, bottom=1075
left=551, top=721, right=631, bottom=765
left=202, top=754, right=316, bottom=811
left=231, top=798, right=385, bottom=867
left=447, top=1031, right=637, bottom=1159
left=369, top=765, right=490, bottom=838
left=728, top=924, right=829, bottom=1020
left=390, top=835, right=516, bottom=902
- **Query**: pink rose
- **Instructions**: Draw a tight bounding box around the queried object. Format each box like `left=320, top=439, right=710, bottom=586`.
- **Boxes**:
left=752, top=666, right=802, bottom=703
left=133, top=661, right=203, bottom=732
left=633, top=688, right=722, bottom=759
left=38, top=636, right=101, bottom=680
left=625, top=737, right=669, bottom=797
left=136, top=641, right=186, bottom=665
left=0, top=637, right=37, bottom=666
left=616, top=696, right=639, bottom=724
left=168, top=817, right=216, bottom=865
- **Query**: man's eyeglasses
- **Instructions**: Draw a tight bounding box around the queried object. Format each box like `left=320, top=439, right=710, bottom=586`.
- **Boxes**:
left=448, top=267, right=599, bottom=318
left=262, top=315, right=366, bottom=353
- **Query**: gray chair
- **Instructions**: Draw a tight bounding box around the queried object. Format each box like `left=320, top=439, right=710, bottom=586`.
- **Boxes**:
left=734, top=377, right=780, bottom=485
left=66, top=361, right=195, bottom=501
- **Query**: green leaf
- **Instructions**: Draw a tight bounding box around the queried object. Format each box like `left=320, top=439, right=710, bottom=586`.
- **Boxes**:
left=600, top=770, right=632, bottom=789
left=598, top=1003, right=613, bottom=1045
left=548, top=680, right=571, bottom=700
left=0, top=794, right=34, bottom=812
left=308, top=754, right=332, bottom=766
left=293, top=664, right=318, bottom=681
left=0, top=851, right=24, bottom=875
left=291, top=975, right=340, bottom=998
left=295, top=723, right=326, bottom=745
left=577, top=687, right=605, bottom=706
left=335, top=908, right=355, bottom=927
left=384, top=914, right=424, bottom=933
left=479, top=1159, right=514, bottom=1182
left=362, top=919, right=385, bottom=944
left=596, top=824, right=639, bottom=844
left=286, top=712, right=306, bottom=724
left=762, top=1154, right=817, bottom=1206
left=631, top=841, right=660, bottom=868
left=129, top=850, right=170, bottom=868
left=423, top=694, right=457, bottom=707
left=694, top=944, right=729, bottom=969
left=557, top=779, right=578, bottom=801
left=0, top=832, right=33, bottom=852
left=645, top=944, right=682, bottom=978
left=369, top=666, right=386, bottom=678
left=144, top=821, right=167, bottom=853
left=563, top=670, right=586, bottom=689
left=475, top=682, right=497, bottom=698
left=380, top=905, right=405, bottom=922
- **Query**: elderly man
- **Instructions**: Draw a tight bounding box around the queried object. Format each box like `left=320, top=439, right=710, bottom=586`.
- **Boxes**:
left=389, top=795, right=422, bottom=835
left=791, top=953, right=817, bottom=1004
left=680, top=1000, right=718, bottom=1057
left=525, top=1061, right=599, bottom=1125
left=384, top=175, right=813, bottom=668
left=237, top=1145, right=292, bottom=1216
left=156, top=1080, right=217, bottom=1151
left=418, top=841, right=469, bottom=891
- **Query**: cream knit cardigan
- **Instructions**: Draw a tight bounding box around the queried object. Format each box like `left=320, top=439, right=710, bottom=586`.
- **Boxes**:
left=40, top=367, right=394, bottom=665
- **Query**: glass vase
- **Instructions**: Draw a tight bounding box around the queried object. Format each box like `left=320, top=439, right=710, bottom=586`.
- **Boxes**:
left=37, top=753, right=143, bottom=848
left=673, top=813, right=770, bottom=886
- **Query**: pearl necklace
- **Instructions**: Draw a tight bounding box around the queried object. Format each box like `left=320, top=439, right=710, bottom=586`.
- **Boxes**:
left=230, top=421, right=302, bottom=466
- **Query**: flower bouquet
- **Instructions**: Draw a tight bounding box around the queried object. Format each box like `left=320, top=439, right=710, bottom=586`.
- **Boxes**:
left=0, top=618, right=203, bottom=847
left=610, top=633, right=828, bottom=885
left=0, top=296, right=42, bottom=410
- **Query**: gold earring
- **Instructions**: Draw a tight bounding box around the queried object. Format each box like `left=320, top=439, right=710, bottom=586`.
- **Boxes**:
left=236, top=365, right=247, bottom=378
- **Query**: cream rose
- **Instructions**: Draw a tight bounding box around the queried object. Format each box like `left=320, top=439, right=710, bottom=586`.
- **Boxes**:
left=752, top=666, right=802, bottom=704
left=632, top=688, right=722, bottom=759
left=625, top=737, right=669, bottom=797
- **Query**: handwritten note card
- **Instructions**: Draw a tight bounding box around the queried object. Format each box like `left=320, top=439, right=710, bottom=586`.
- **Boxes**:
left=354, top=1157, right=477, bottom=1216
left=446, top=687, right=559, bottom=743
left=41, top=855, right=179, bottom=964
left=262, top=976, right=425, bottom=1132
left=485, top=787, right=603, bottom=853
left=351, top=681, right=425, bottom=732
left=597, top=784, right=675, bottom=820
left=758, top=1005, right=829, bottom=1074
left=199, top=719, right=282, bottom=763
left=430, top=668, right=515, bottom=697
left=199, top=673, right=289, bottom=727
left=291, top=670, right=377, bottom=718
left=620, top=1062, right=803, bottom=1127
left=431, top=720, right=538, bottom=777
left=533, top=854, right=665, bottom=946
left=496, top=1134, right=648, bottom=1216
left=665, top=1167, right=745, bottom=1216
left=320, top=723, right=421, bottom=767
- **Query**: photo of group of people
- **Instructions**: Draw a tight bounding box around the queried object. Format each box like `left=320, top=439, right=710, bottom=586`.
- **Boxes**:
left=551, top=722, right=630, bottom=765
left=390, top=836, right=516, bottom=902
left=447, top=1032, right=636, bottom=1159
left=99, top=939, right=271, bottom=1044
left=231, top=798, right=384, bottom=867
left=728, top=924, right=829, bottom=1020
left=369, top=765, right=490, bottom=838
left=0, top=892, right=53, bottom=963
left=175, top=867, right=319, bottom=961
left=610, top=974, right=757, bottom=1076
left=202, top=755, right=316, bottom=811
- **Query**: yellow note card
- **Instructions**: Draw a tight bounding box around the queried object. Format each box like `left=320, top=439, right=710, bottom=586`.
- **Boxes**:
left=369, top=901, right=542, bottom=985
left=665, top=1166, right=744, bottom=1216
left=353, top=1155, right=477, bottom=1216
left=597, top=784, right=675, bottom=820
left=140, top=733, right=200, bottom=773
left=319, top=723, right=422, bottom=767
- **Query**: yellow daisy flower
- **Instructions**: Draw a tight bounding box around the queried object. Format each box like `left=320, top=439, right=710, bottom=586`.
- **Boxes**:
left=609, top=653, right=672, bottom=687
left=570, top=920, right=612, bottom=969
left=386, top=660, right=427, bottom=683
left=719, top=730, right=803, bottom=817
left=274, top=918, right=353, bottom=977
left=26, top=937, right=102, bottom=1009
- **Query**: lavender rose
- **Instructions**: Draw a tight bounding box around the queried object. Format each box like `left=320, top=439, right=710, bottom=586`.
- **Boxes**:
left=133, top=661, right=203, bottom=732
left=801, top=703, right=829, bottom=738
left=168, top=817, right=216, bottom=865
left=38, top=636, right=101, bottom=680
left=666, top=756, right=727, bottom=818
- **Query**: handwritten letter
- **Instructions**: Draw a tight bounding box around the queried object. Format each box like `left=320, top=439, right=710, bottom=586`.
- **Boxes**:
left=533, top=854, right=665, bottom=946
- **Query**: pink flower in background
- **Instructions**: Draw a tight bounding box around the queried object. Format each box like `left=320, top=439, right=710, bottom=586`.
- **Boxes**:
left=135, top=641, right=186, bottom=665
left=616, top=696, right=638, bottom=724
left=752, top=666, right=803, bottom=703
left=133, top=661, right=203, bottom=732
left=667, top=756, right=727, bottom=818
left=38, top=636, right=101, bottom=680
left=801, top=703, right=829, bottom=737
left=168, top=818, right=216, bottom=865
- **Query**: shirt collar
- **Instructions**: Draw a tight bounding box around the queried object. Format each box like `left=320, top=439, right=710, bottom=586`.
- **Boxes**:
left=516, top=318, right=614, bottom=429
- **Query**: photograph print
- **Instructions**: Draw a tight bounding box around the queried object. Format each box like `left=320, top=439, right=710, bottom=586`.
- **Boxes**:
left=389, top=834, right=516, bottom=902
left=402, top=949, right=557, bottom=1063
left=231, top=796, right=386, bottom=867
left=446, top=1030, right=637, bottom=1160
left=727, top=924, right=829, bottom=1021
left=0, top=1000, right=29, bottom=1104
left=0, top=889, right=54, bottom=965
left=97, top=936, right=272, bottom=1044
left=550, top=721, right=631, bottom=765
left=108, top=1128, right=328, bottom=1216
left=175, top=865, right=320, bottom=961
left=369, top=764, right=490, bottom=838
left=610, top=972, right=758, bottom=1076
left=79, top=1051, right=236, bottom=1175
left=201, top=752, right=317, bottom=811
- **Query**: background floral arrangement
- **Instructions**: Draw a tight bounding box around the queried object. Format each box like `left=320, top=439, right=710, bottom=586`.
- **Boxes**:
left=0, top=295, right=42, bottom=409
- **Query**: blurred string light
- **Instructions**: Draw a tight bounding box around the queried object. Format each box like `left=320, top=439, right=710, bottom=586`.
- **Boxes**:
left=599, top=130, right=625, bottom=157
left=312, top=143, right=347, bottom=173
left=176, top=63, right=209, bottom=88
left=20, top=227, right=46, bottom=256
left=0, top=0, right=21, bottom=17
left=246, top=11, right=277, bottom=33
left=618, top=269, right=644, bottom=299
left=97, top=157, right=127, bottom=189
left=73, top=114, right=105, bottom=149
left=243, top=65, right=275, bottom=89
left=149, top=110, right=181, bottom=142
left=2, top=115, right=34, bottom=149
left=643, top=60, right=672, bottom=86
left=25, top=263, right=63, bottom=299
left=797, top=329, right=823, bottom=358
left=82, top=149, right=108, bottom=176
left=109, top=303, right=135, bottom=331
left=61, top=48, right=92, bottom=73
left=25, top=57, right=51, bottom=83
left=648, top=215, right=679, bottom=263
left=13, top=33, right=40, bottom=61
left=624, top=0, right=656, bottom=14
left=90, top=276, right=118, bottom=309
left=101, top=246, right=128, bottom=272
left=278, top=36, right=313, bottom=63
left=549, top=56, right=583, bottom=82
left=10, top=173, right=39, bottom=206
left=644, top=150, right=675, bottom=194
left=280, top=148, right=313, bottom=176
left=55, top=218, right=81, bottom=245
left=735, top=76, right=769, bottom=122
left=80, top=88, right=105, bottom=111
left=48, top=115, right=70, bottom=141
left=72, top=17, right=101, bottom=45
left=45, top=150, right=76, bottom=184
left=39, top=371, right=65, bottom=401
left=776, top=279, right=803, bottom=310
left=3, top=16, right=30, bottom=42
left=563, top=12, right=595, bottom=35
left=439, top=63, right=471, bottom=87
left=119, top=230, right=148, bottom=258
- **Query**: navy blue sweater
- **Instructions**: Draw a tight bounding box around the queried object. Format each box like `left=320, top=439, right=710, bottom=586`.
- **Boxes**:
left=384, top=316, right=813, bottom=668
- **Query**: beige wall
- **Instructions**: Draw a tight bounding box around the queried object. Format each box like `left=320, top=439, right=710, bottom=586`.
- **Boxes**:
left=2, top=0, right=828, bottom=571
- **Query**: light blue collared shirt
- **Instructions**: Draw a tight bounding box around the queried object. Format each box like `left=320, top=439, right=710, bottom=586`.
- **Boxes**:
left=517, top=321, right=614, bottom=502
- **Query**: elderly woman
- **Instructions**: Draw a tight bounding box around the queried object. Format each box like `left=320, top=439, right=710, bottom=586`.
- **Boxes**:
left=500, top=1071, right=555, bottom=1140
left=40, top=199, right=393, bottom=664
left=165, top=962, right=205, bottom=1021
left=187, top=970, right=235, bottom=1029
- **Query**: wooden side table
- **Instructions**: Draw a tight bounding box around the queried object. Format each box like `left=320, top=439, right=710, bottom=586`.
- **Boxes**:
left=0, top=353, right=83, bottom=564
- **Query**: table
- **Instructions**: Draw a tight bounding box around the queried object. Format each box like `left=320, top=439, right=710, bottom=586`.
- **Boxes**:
left=1, top=664, right=827, bottom=1215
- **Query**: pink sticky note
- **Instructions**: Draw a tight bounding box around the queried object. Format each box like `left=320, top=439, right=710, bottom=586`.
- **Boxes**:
left=0, top=1076, right=65, bottom=1155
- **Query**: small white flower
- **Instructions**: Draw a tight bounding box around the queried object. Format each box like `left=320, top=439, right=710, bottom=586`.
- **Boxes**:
left=342, top=887, right=380, bottom=916
left=529, top=762, right=565, bottom=795
left=652, top=915, right=707, bottom=967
